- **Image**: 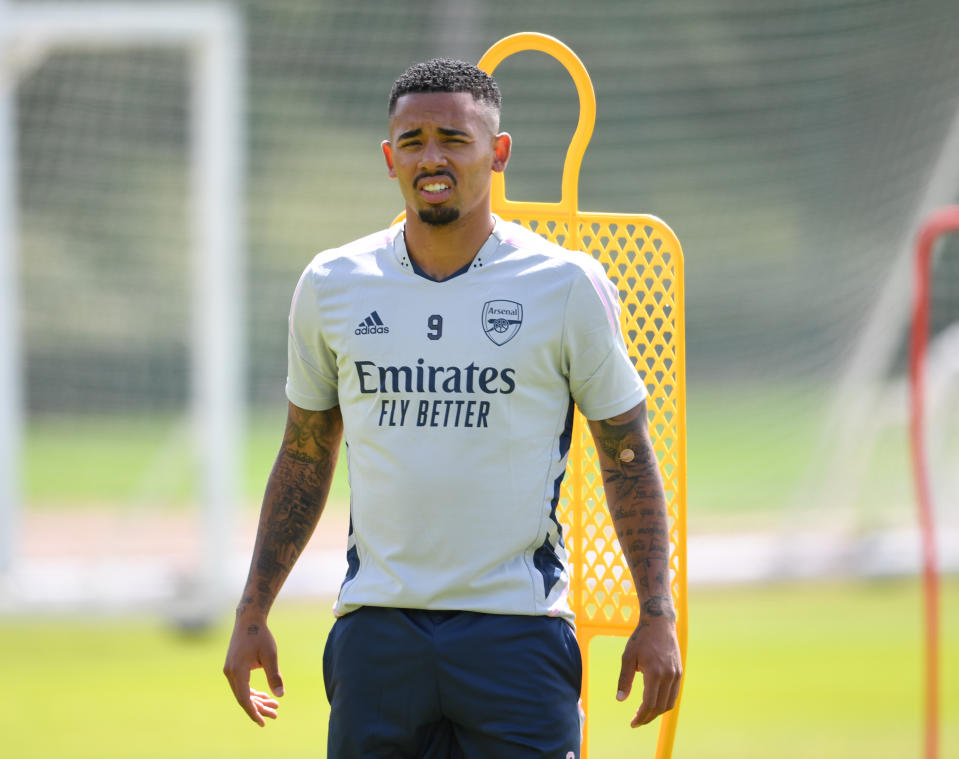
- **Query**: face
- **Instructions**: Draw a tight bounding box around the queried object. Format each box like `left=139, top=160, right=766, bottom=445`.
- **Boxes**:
left=382, top=91, right=511, bottom=227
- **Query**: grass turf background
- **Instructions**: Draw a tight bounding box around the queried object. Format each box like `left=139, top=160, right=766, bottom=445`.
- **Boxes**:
left=22, top=385, right=917, bottom=526
left=11, top=392, right=955, bottom=756
left=2, top=579, right=956, bottom=758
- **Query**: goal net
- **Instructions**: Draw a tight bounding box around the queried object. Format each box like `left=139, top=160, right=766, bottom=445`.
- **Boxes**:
left=1, top=1, right=244, bottom=619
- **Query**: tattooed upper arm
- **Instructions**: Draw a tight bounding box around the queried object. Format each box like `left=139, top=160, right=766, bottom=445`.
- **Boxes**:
left=282, top=402, right=344, bottom=461
left=588, top=400, right=654, bottom=468
left=588, top=402, right=664, bottom=504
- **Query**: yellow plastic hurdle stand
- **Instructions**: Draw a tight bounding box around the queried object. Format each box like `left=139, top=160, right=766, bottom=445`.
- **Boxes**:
left=392, top=32, right=688, bottom=758
left=478, top=33, right=688, bottom=759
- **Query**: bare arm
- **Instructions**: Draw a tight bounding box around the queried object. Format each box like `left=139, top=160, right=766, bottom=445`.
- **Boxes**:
left=588, top=398, right=682, bottom=727
left=223, top=401, right=343, bottom=725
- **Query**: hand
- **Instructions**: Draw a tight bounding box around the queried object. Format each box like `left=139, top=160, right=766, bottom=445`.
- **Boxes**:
left=616, top=617, right=682, bottom=727
left=223, top=617, right=285, bottom=726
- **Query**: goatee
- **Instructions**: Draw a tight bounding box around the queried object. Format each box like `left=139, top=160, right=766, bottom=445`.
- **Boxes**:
left=418, top=207, right=460, bottom=226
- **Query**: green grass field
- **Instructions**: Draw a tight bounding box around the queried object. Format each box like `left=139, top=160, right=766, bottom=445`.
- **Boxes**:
left=12, top=398, right=956, bottom=757
left=2, top=579, right=956, bottom=758
left=22, top=409, right=348, bottom=510
left=22, top=385, right=913, bottom=524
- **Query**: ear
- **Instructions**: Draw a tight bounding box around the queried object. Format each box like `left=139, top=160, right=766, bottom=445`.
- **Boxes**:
left=492, top=132, right=511, bottom=173
left=381, top=140, right=396, bottom=178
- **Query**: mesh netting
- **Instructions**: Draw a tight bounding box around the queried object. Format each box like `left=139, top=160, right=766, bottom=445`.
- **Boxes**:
left=7, top=0, right=959, bottom=572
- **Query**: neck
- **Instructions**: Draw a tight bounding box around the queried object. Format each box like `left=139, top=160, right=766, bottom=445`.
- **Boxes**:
left=403, top=208, right=494, bottom=281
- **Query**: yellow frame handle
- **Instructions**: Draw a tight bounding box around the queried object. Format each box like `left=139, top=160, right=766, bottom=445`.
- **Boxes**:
left=477, top=32, right=596, bottom=213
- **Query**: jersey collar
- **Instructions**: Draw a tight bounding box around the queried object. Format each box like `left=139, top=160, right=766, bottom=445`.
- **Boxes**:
left=393, top=215, right=506, bottom=282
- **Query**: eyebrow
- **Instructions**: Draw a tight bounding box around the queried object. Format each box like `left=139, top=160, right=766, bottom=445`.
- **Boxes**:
left=397, top=127, right=470, bottom=141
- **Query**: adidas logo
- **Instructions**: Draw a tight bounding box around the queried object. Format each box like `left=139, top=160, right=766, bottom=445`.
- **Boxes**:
left=355, top=310, right=390, bottom=335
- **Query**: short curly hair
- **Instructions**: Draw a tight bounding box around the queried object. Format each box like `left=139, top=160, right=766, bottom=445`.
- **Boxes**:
left=388, top=58, right=502, bottom=116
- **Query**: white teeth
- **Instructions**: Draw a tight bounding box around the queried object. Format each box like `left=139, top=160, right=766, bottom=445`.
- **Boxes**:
left=423, top=183, right=449, bottom=193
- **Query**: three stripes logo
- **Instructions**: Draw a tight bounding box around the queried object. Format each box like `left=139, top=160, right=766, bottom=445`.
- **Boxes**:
left=355, top=310, right=390, bottom=335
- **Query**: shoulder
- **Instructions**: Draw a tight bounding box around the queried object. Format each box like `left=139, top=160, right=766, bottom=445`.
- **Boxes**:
left=297, top=226, right=401, bottom=292
left=302, top=225, right=400, bottom=280
left=291, top=225, right=399, bottom=316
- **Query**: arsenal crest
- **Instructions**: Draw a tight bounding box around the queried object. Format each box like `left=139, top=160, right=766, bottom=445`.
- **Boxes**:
left=482, top=300, right=523, bottom=345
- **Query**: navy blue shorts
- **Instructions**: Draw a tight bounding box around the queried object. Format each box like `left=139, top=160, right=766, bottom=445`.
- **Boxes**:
left=322, top=607, right=583, bottom=758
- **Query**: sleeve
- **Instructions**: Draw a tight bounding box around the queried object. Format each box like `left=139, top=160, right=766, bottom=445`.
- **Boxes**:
left=285, top=261, right=340, bottom=411
left=563, top=257, right=647, bottom=421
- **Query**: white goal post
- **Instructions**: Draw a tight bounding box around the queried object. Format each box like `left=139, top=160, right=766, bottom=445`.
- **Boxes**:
left=0, top=1, right=245, bottom=613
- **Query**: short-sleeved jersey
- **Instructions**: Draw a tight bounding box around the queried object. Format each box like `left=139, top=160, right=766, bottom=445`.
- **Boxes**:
left=286, top=216, right=646, bottom=623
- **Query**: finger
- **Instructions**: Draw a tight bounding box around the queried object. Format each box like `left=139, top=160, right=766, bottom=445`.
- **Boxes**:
left=261, top=648, right=285, bottom=698
left=250, top=688, right=279, bottom=704
left=251, top=693, right=280, bottom=721
left=241, top=688, right=267, bottom=727
left=631, top=672, right=665, bottom=728
left=251, top=690, right=280, bottom=709
left=226, top=667, right=265, bottom=727
left=616, top=655, right=638, bottom=702
left=664, top=670, right=682, bottom=713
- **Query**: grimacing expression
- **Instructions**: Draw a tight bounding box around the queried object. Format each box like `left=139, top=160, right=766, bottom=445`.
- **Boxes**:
left=382, top=91, right=510, bottom=226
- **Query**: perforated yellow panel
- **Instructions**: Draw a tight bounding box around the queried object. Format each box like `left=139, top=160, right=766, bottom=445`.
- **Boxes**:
left=565, top=213, right=685, bottom=633
left=477, top=35, right=688, bottom=759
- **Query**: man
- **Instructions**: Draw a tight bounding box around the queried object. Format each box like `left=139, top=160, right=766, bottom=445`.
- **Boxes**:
left=224, top=58, right=682, bottom=758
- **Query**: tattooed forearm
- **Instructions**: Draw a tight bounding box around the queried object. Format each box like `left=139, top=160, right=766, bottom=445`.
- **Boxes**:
left=238, top=404, right=343, bottom=616
left=251, top=453, right=327, bottom=608
left=588, top=401, right=675, bottom=622
left=235, top=595, right=255, bottom=617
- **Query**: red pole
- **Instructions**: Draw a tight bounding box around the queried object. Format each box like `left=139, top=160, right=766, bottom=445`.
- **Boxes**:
left=909, top=205, right=959, bottom=759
